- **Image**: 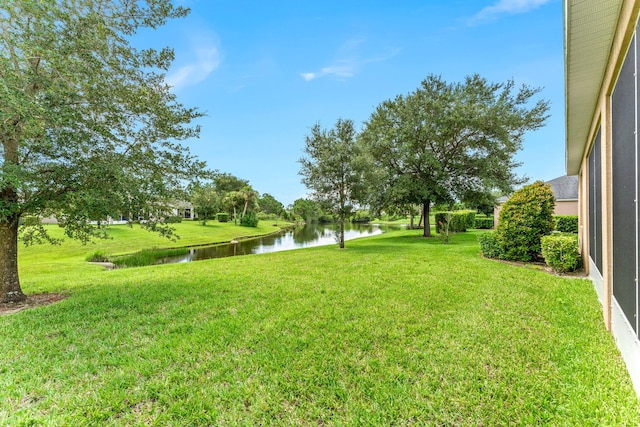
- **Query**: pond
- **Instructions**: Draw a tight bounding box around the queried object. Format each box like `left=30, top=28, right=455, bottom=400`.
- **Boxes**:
left=155, top=222, right=393, bottom=265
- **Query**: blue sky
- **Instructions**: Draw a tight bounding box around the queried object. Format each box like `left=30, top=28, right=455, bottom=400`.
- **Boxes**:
left=142, top=0, right=563, bottom=206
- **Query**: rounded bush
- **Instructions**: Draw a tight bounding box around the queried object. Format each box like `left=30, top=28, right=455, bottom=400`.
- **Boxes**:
left=241, top=211, right=259, bottom=227
left=165, top=215, right=183, bottom=224
left=496, top=181, right=555, bottom=261
left=541, top=234, right=582, bottom=273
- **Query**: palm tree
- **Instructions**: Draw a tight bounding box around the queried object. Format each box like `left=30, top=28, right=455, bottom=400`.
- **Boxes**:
left=223, top=191, right=243, bottom=225
left=239, top=186, right=259, bottom=220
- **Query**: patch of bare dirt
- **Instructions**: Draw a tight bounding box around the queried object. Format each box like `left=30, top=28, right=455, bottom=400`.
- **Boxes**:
left=0, top=293, right=68, bottom=316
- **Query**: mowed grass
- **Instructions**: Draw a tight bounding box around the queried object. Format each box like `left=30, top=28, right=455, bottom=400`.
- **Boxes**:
left=17, top=220, right=291, bottom=294
left=2, top=229, right=640, bottom=425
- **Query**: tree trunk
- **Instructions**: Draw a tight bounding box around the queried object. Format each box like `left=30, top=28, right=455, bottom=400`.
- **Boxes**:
left=422, top=202, right=432, bottom=237
left=339, top=218, right=345, bottom=249
left=0, top=216, right=26, bottom=303
left=410, top=214, right=414, bottom=230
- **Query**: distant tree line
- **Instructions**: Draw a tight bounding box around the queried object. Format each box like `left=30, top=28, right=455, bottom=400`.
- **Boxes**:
left=190, top=172, right=290, bottom=227
left=190, top=172, right=364, bottom=227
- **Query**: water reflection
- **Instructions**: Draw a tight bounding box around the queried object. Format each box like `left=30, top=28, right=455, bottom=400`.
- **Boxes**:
left=158, top=223, right=387, bottom=264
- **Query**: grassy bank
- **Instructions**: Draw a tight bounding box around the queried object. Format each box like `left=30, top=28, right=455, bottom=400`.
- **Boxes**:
left=3, top=230, right=639, bottom=425
left=17, top=220, right=292, bottom=292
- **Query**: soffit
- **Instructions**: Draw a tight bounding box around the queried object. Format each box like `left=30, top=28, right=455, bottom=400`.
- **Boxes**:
left=565, top=0, right=624, bottom=174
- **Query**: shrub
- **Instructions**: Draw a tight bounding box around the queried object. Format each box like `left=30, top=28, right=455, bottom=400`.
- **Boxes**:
left=241, top=211, right=259, bottom=227
left=462, top=210, right=476, bottom=229
left=554, top=215, right=578, bottom=233
left=495, top=181, right=555, bottom=262
left=216, top=212, right=229, bottom=222
left=318, top=214, right=334, bottom=223
left=541, top=234, right=582, bottom=273
left=86, top=250, right=110, bottom=262
left=474, top=217, right=494, bottom=229
left=437, top=212, right=453, bottom=244
left=257, top=212, right=282, bottom=221
left=351, top=210, right=371, bottom=223
left=435, top=212, right=469, bottom=233
left=165, top=215, right=183, bottom=224
left=478, top=232, right=503, bottom=259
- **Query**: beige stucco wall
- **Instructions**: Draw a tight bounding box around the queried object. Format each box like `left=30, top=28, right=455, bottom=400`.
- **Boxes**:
left=554, top=200, right=578, bottom=216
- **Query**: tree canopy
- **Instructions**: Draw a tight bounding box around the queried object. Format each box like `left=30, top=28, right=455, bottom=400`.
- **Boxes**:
left=191, top=183, right=221, bottom=225
left=258, top=193, right=284, bottom=217
left=360, top=74, right=549, bottom=237
left=299, top=119, right=366, bottom=248
left=291, top=198, right=322, bottom=224
left=0, top=0, right=205, bottom=302
left=213, top=173, right=249, bottom=194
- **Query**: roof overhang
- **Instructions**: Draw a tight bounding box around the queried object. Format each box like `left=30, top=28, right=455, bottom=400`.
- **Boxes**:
left=565, top=0, right=624, bottom=175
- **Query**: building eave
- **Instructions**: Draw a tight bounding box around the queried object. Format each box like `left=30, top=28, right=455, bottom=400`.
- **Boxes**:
left=565, top=0, right=624, bottom=174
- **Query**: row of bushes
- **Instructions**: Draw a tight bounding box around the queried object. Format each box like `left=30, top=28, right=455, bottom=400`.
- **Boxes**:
left=474, top=216, right=494, bottom=229
left=214, top=212, right=258, bottom=227
left=434, top=211, right=494, bottom=233
left=435, top=210, right=477, bottom=233
left=433, top=213, right=575, bottom=234
left=479, top=232, right=582, bottom=273
left=478, top=181, right=582, bottom=273
left=554, top=215, right=578, bottom=233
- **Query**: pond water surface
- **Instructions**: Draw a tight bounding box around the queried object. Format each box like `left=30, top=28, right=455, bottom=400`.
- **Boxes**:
left=156, top=222, right=392, bottom=264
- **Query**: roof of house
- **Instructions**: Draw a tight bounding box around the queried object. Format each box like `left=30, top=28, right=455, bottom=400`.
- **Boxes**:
left=496, top=175, right=579, bottom=204
left=546, top=175, right=579, bottom=201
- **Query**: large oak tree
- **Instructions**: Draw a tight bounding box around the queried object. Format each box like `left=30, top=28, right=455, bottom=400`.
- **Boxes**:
left=360, top=74, right=549, bottom=237
left=1, top=0, right=206, bottom=302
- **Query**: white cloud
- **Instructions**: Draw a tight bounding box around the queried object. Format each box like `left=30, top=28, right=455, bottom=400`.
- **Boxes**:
left=301, top=37, right=394, bottom=82
left=301, top=64, right=355, bottom=81
left=470, top=0, right=552, bottom=24
left=166, top=33, right=221, bottom=90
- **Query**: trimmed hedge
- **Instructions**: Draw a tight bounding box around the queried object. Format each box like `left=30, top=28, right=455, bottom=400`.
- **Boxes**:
left=435, top=210, right=476, bottom=233
left=216, top=212, right=229, bottom=222
left=541, top=233, right=582, bottom=273
left=474, top=217, right=494, bottom=229
left=463, top=210, right=476, bottom=229
left=554, top=215, right=578, bottom=233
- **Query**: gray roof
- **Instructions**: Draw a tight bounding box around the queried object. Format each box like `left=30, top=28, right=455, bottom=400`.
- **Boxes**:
left=496, top=175, right=579, bottom=205
left=546, top=175, right=578, bottom=201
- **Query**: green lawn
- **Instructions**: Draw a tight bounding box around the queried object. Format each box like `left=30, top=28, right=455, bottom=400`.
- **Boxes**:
left=17, top=220, right=292, bottom=294
left=2, top=229, right=639, bottom=425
